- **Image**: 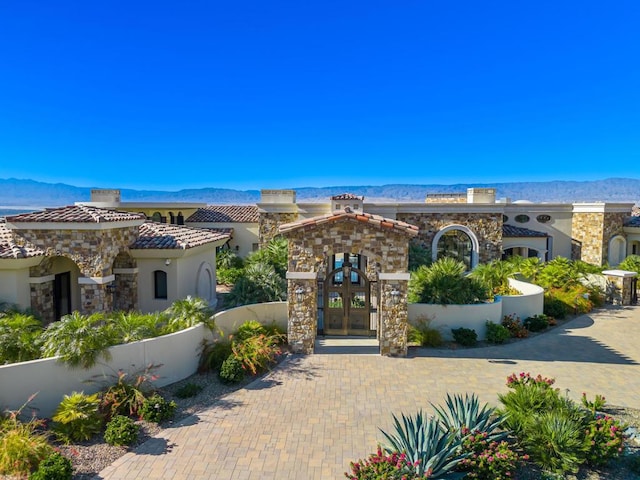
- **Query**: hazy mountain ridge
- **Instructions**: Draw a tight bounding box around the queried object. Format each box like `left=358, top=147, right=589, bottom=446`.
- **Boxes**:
left=0, top=177, right=639, bottom=208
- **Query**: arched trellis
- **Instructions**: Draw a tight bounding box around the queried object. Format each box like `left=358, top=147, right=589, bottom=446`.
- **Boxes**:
left=432, top=224, right=480, bottom=269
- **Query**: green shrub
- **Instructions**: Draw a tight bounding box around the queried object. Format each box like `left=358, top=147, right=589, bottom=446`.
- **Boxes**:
left=458, top=431, right=526, bottom=479
left=379, top=410, right=463, bottom=478
left=174, top=382, right=203, bottom=399
left=543, top=294, right=568, bottom=319
left=0, top=312, right=43, bottom=365
left=345, top=446, right=422, bottom=479
left=110, top=311, right=164, bottom=344
left=139, top=394, right=177, bottom=423
left=219, top=355, right=245, bottom=384
left=235, top=320, right=266, bottom=342
left=104, top=415, right=139, bottom=446
left=52, top=391, right=103, bottom=442
left=485, top=321, right=510, bottom=344
left=408, top=316, right=443, bottom=347
left=580, top=392, right=607, bottom=415
left=523, top=314, right=549, bottom=332
left=199, top=339, right=233, bottom=373
left=451, top=327, right=477, bottom=347
left=40, top=312, right=116, bottom=369
left=29, top=451, right=73, bottom=480
left=217, top=267, right=244, bottom=286
left=163, top=296, right=214, bottom=333
left=501, top=314, right=528, bottom=338
left=583, top=413, right=627, bottom=466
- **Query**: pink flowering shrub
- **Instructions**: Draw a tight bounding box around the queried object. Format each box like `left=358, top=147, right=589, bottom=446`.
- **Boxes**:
left=458, top=429, right=527, bottom=479
left=506, top=372, right=555, bottom=389
left=583, top=414, right=627, bottom=466
left=345, top=446, right=429, bottom=479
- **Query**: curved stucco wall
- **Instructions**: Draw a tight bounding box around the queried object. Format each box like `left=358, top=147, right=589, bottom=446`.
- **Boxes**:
left=0, top=323, right=206, bottom=418
left=408, top=278, right=544, bottom=340
left=211, top=302, right=288, bottom=339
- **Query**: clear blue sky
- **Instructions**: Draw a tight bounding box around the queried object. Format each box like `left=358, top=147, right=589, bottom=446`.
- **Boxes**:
left=1, top=1, right=639, bottom=191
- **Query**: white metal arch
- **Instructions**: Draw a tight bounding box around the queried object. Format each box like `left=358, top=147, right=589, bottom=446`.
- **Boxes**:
left=431, top=224, right=480, bottom=269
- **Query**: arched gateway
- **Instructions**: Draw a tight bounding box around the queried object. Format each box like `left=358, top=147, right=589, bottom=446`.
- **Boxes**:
left=279, top=208, right=418, bottom=356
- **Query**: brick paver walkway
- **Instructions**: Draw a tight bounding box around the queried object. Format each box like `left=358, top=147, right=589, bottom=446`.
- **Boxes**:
left=96, top=305, right=640, bottom=480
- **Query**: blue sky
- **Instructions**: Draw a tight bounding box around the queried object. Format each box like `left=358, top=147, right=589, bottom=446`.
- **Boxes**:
left=1, top=1, right=639, bottom=191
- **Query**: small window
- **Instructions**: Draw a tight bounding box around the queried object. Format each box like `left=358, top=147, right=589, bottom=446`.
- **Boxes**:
left=177, top=212, right=184, bottom=225
left=502, top=215, right=508, bottom=222
left=514, top=214, right=530, bottom=223
left=536, top=214, right=551, bottom=223
left=151, top=212, right=162, bottom=222
left=154, top=270, right=168, bottom=299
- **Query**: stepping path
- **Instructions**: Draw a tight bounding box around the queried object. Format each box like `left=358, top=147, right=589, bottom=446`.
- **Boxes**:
left=96, top=305, right=640, bottom=480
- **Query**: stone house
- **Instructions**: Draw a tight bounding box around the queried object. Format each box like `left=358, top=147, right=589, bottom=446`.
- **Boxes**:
left=0, top=205, right=229, bottom=323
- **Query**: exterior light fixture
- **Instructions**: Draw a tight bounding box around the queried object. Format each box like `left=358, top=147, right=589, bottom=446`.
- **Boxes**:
left=390, top=287, right=401, bottom=304
left=295, top=287, right=305, bottom=303
left=165, top=259, right=172, bottom=266
left=485, top=243, right=492, bottom=250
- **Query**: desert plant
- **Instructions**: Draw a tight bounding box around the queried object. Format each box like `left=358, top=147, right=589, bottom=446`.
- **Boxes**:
left=174, top=382, right=203, bottom=399
left=199, top=338, right=233, bottom=373
left=521, top=411, right=587, bottom=475
left=216, top=249, right=244, bottom=270
left=29, top=451, right=73, bottom=480
left=469, top=260, right=517, bottom=296
left=139, top=393, right=177, bottom=423
left=408, top=241, right=432, bottom=272
left=231, top=333, right=282, bottom=375
left=523, top=314, right=550, bottom=332
left=52, top=391, right=103, bottom=442
left=431, top=392, right=506, bottom=442
left=225, top=262, right=287, bottom=307
left=408, top=316, right=443, bottom=347
left=583, top=413, right=627, bottom=466
left=110, top=311, right=164, bottom=344
left=244, top=236, right=288, bottom=278
left=501, top=314, right=528, bottom=338
left=485, top=320, right=510, bottom=344
left=98, top=365, right=159, bottom=419
left=0, top=312, right=43, bottom=364
left=219, top=355, right=245, bottom=384
left=345, top=446, right=422, bottom=479
left=451, top=327, right=477, bottom=347
left=457, top=430, right=527, bottom=479
left=379, top=410, right=464, bottom=478
left=0, top=396, right=53, bottom=478
left=618, top=254, right=640, bottom=274
left=40, top=311, right=116, bottom=368
left=163, top=296, right=214, bottom=333
left=217, top=267, right=244, bottom=286
left=234, top=320, right=267, bottom=342
left=104, top=415, right=139, bottom=446
left=580, top=392, right=607, bottom=414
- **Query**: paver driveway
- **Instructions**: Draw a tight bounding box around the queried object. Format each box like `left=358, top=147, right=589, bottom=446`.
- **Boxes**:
left=96, top=306, right=640, bottom=480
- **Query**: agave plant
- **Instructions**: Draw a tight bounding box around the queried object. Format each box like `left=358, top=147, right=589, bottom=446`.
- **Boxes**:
left=380, top=410, right=465, bottom=478
left=431, top=392, right=506, bottom=441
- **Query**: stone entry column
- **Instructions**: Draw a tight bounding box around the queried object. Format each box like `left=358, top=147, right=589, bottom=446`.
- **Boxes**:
left=29, top=276, right=55, bottom=324
left=602, top=269, right=638, bottom=305
left=378, top=273, right=410, bottom=356
left=113, top=268, right=138, bottom=311
left=79, top=276, right=114, bottom=314
left=286, top=273, right=317, bottom=354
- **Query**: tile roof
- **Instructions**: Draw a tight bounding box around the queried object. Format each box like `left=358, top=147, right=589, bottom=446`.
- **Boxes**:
left=331, top=193, right=364, bottom=200
left=131, top=222, right=230, bottom=250
left=503, top=224, right=548, bottom=237
left=0, top=223, right=44, bottom=259
left=624, top=215, right=640, bottom=227
left=186, top=205, right=259, bottom=223
left=278, top=210, right=419, bottom=237
left=6, top=205, right=145, bottom=223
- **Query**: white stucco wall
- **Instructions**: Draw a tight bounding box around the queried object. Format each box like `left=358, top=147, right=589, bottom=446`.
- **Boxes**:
left=0, top=323, right=206, bottom=418
left=501, top=278, right=544, bottom=320
left=0, top=268, right=32, bottom=309
left=210, top=302, right=288, bottom=340
left=187, top=222, right=259, bottom=258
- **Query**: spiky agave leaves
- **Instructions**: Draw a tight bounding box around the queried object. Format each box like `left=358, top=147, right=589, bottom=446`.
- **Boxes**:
left=431, top=392, right=507, bottom=442
left=380, top=410, right=466, bottom=479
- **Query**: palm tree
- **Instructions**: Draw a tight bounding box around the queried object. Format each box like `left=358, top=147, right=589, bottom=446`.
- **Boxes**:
left=0, top=312, right=43, bottom=364
left=163, top=296, right=213, bottom=333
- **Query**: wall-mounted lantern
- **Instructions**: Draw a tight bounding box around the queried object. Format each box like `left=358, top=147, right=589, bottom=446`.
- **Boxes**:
left=295, top=286, right=305, bottom=303
left=390, top=287, right=401, bottom=305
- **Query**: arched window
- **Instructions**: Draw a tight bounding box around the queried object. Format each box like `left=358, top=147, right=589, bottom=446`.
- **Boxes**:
left=608, top=235, right=627, bottom=266
left=154, top=270, right=168, bottom=299
left=151, top=212, right=162, bottom=223
left=177, top=211, right=184, bottom=225
left=436, top=229, right=473, bottom=270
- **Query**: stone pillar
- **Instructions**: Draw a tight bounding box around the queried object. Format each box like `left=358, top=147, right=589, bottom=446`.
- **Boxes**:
left=79, top=276, right=114, bottom=314
left=602, top=270, right=637, bottom=305
left=378, top=274, right=410, bottom=357
left=286, top=274, right=317, bottom=354
left=29, top=276, right=55, bottom=324
left=113, top=269, right=138, bottom=311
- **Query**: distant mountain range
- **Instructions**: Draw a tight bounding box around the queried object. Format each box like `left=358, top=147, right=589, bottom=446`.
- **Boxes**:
left=1, top=178, right=639, bottom=213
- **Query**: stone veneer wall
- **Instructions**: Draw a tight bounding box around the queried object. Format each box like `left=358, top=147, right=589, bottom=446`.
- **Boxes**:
left=30, top=281, right=54, bottom=324
left=113, top=252, right=138, bottom=311
left=395, top=212, right=503, bottom=264
left=571, top=212, right=625, bottom=265
left=284, top=218, right=411, bottom=356
left=259, top=212, right=298, bottom=247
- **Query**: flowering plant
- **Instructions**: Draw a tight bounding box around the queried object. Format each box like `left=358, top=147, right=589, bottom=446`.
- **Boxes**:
left=458, top=429, right=527, bottom=479
left=506, top=372, right=555, bottom=389
left=345, top=446, right=428, bottom=479
left=583, top=414, right=627, bottom=466
left=580, top=392, right=606, bottom=414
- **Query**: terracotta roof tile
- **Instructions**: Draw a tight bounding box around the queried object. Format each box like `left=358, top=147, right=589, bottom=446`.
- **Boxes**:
left=131, top=222, right=230, bottom=250
left=331, top=193, right=364, bottom=200
left=0, top=223, right=44, bottom=259
left=278, top=210, right=419, bottom=237
left=503, top=224, right=548, bottom=237
left=624, top=216, right=640, bottom=227
left=6, top=205, right=145, bottom=223
left=186, top=205, right=259, bottom=223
